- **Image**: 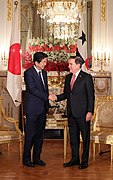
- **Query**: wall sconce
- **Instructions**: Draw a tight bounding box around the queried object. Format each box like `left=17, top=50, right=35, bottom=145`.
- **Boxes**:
left=0, top=51, right=8, bottom=70
left=94, top=49, right=110, bottom=71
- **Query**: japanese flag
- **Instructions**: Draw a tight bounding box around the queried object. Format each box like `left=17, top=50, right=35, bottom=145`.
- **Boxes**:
left=7, top=4, right=22, bottom=107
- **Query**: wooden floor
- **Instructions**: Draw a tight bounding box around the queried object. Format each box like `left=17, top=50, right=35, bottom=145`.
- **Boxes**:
left=0, top=140, right=113, bottom=180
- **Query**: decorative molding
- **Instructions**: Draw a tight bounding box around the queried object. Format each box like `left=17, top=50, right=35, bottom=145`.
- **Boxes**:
left=21, top=4, right=29, bottom=17
left=101, top=0, right=106, bottom=21
left=95, top=78, right=108, bottom=93
left=0, top=70, right=19, bottom=120
left=87, top=1, right=92, bottom=8
left=90, top=71, right=111, bottom=96
left=7, top=0, right=12, bottom=21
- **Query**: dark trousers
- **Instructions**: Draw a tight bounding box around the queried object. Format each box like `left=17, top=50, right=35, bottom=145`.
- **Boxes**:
left=68, top=115, right=90, bottom=164
left=23, top=111, right=46, bottom=162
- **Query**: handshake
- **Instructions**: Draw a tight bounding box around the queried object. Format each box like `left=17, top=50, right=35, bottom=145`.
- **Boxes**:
left=49, top=93, right=57, bottom=101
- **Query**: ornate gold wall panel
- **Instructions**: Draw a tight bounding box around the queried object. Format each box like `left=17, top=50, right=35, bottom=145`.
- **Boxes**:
left=7, top=0, right=12, bottom=21
left=90, top=71, right=111, bottom=96
left=0, top=71, right=19, bottom=120
left=101, top=0, right=106, bottom=21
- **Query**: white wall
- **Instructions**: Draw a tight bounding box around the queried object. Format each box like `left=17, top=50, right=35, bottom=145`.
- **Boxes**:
left=107, top=0, right=113, bottom=94
left=93, top=0, right=113, bottom=94
left=0, top=0, right=11, bottom=69
left=0, top=1, right=7, bottom=55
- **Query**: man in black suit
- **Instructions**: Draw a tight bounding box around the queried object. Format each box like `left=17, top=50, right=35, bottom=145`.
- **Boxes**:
left=23, top=52, right=49, bottom=167
left=49, top=56, right=95, bottom=169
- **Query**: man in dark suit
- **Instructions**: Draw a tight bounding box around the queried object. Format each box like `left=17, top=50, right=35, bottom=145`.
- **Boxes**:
left=23, top=52, right=49, bottom=167
left=49, top=56, right=95, bottom=169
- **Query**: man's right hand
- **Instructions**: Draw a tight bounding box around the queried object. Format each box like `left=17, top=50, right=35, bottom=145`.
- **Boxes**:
left=48, top=93, right=57, bottom=101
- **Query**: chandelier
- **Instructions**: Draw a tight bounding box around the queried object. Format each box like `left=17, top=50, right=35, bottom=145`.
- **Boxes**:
left=32, top=0, right=86, bottom=22
left=32, top=0, right=86, bottom=40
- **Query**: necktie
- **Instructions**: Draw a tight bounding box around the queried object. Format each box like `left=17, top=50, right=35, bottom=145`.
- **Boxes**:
left=39, top=71, right=45, bottom=89
left=70, top=74, right=76, bottom=90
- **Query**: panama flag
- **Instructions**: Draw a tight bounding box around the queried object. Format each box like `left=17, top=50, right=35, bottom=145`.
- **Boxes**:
left=7, top=4, right=22, bottom=107
left=77, top=9, right=87, bottom=71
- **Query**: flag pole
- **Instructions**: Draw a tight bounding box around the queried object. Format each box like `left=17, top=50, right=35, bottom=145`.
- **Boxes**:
left=14, top=1, right=18, bottom=7
left=14, top=0, right=24, bottom=131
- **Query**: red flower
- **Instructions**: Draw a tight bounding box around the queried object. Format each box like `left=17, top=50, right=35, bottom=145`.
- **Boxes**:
left=35, top=45, right=44, bottom=52
left=69, top=45, right=77, bottom=53
left=21, top=50, right=33, bottom=69
left=29, top=46, right=34, bottom=52
left=53, top=45, right=61, bottom=51
left=61, top=45, right=68, bottom=52
left=44, top=44, right=52, bottom=52
left=45, top=61, right=55, bottom=71
left=44, top=61, right=69, bottom=72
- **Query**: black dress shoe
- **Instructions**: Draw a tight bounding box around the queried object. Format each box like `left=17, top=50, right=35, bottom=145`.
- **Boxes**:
left=34, top=160, right=46, bottom=166
left=63, top=160, right=80, bottom=167
left=23, top=161, right=35, bottom=167
left=79, top=164, right=88, bottom=169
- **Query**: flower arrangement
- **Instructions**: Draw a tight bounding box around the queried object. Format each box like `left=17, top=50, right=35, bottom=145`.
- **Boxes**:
left=22, top=37, right=77, bottom=71
left=21, top=50, right=33, bottom=69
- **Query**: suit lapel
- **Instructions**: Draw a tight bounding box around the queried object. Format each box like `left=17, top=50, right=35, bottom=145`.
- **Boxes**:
left=41, top=70, right=49, bottom=92
left=71, top=70, right=83, bottom=90
left=42, top=70, right=46, bottom=84
left=42, top=70, right=48, bottom=90
left=32, top=67, right=46, bottom=91
left=67, top=73, right=73, bottom=92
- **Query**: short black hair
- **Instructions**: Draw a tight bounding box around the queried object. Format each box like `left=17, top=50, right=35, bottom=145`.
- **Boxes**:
left=69, top=56, right=84, bottom=68
left=33, top=52, right=48, bottom=63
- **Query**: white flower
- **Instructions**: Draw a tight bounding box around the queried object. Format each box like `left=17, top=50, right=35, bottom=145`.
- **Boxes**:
left=29, top=37, right=77, bottom=62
